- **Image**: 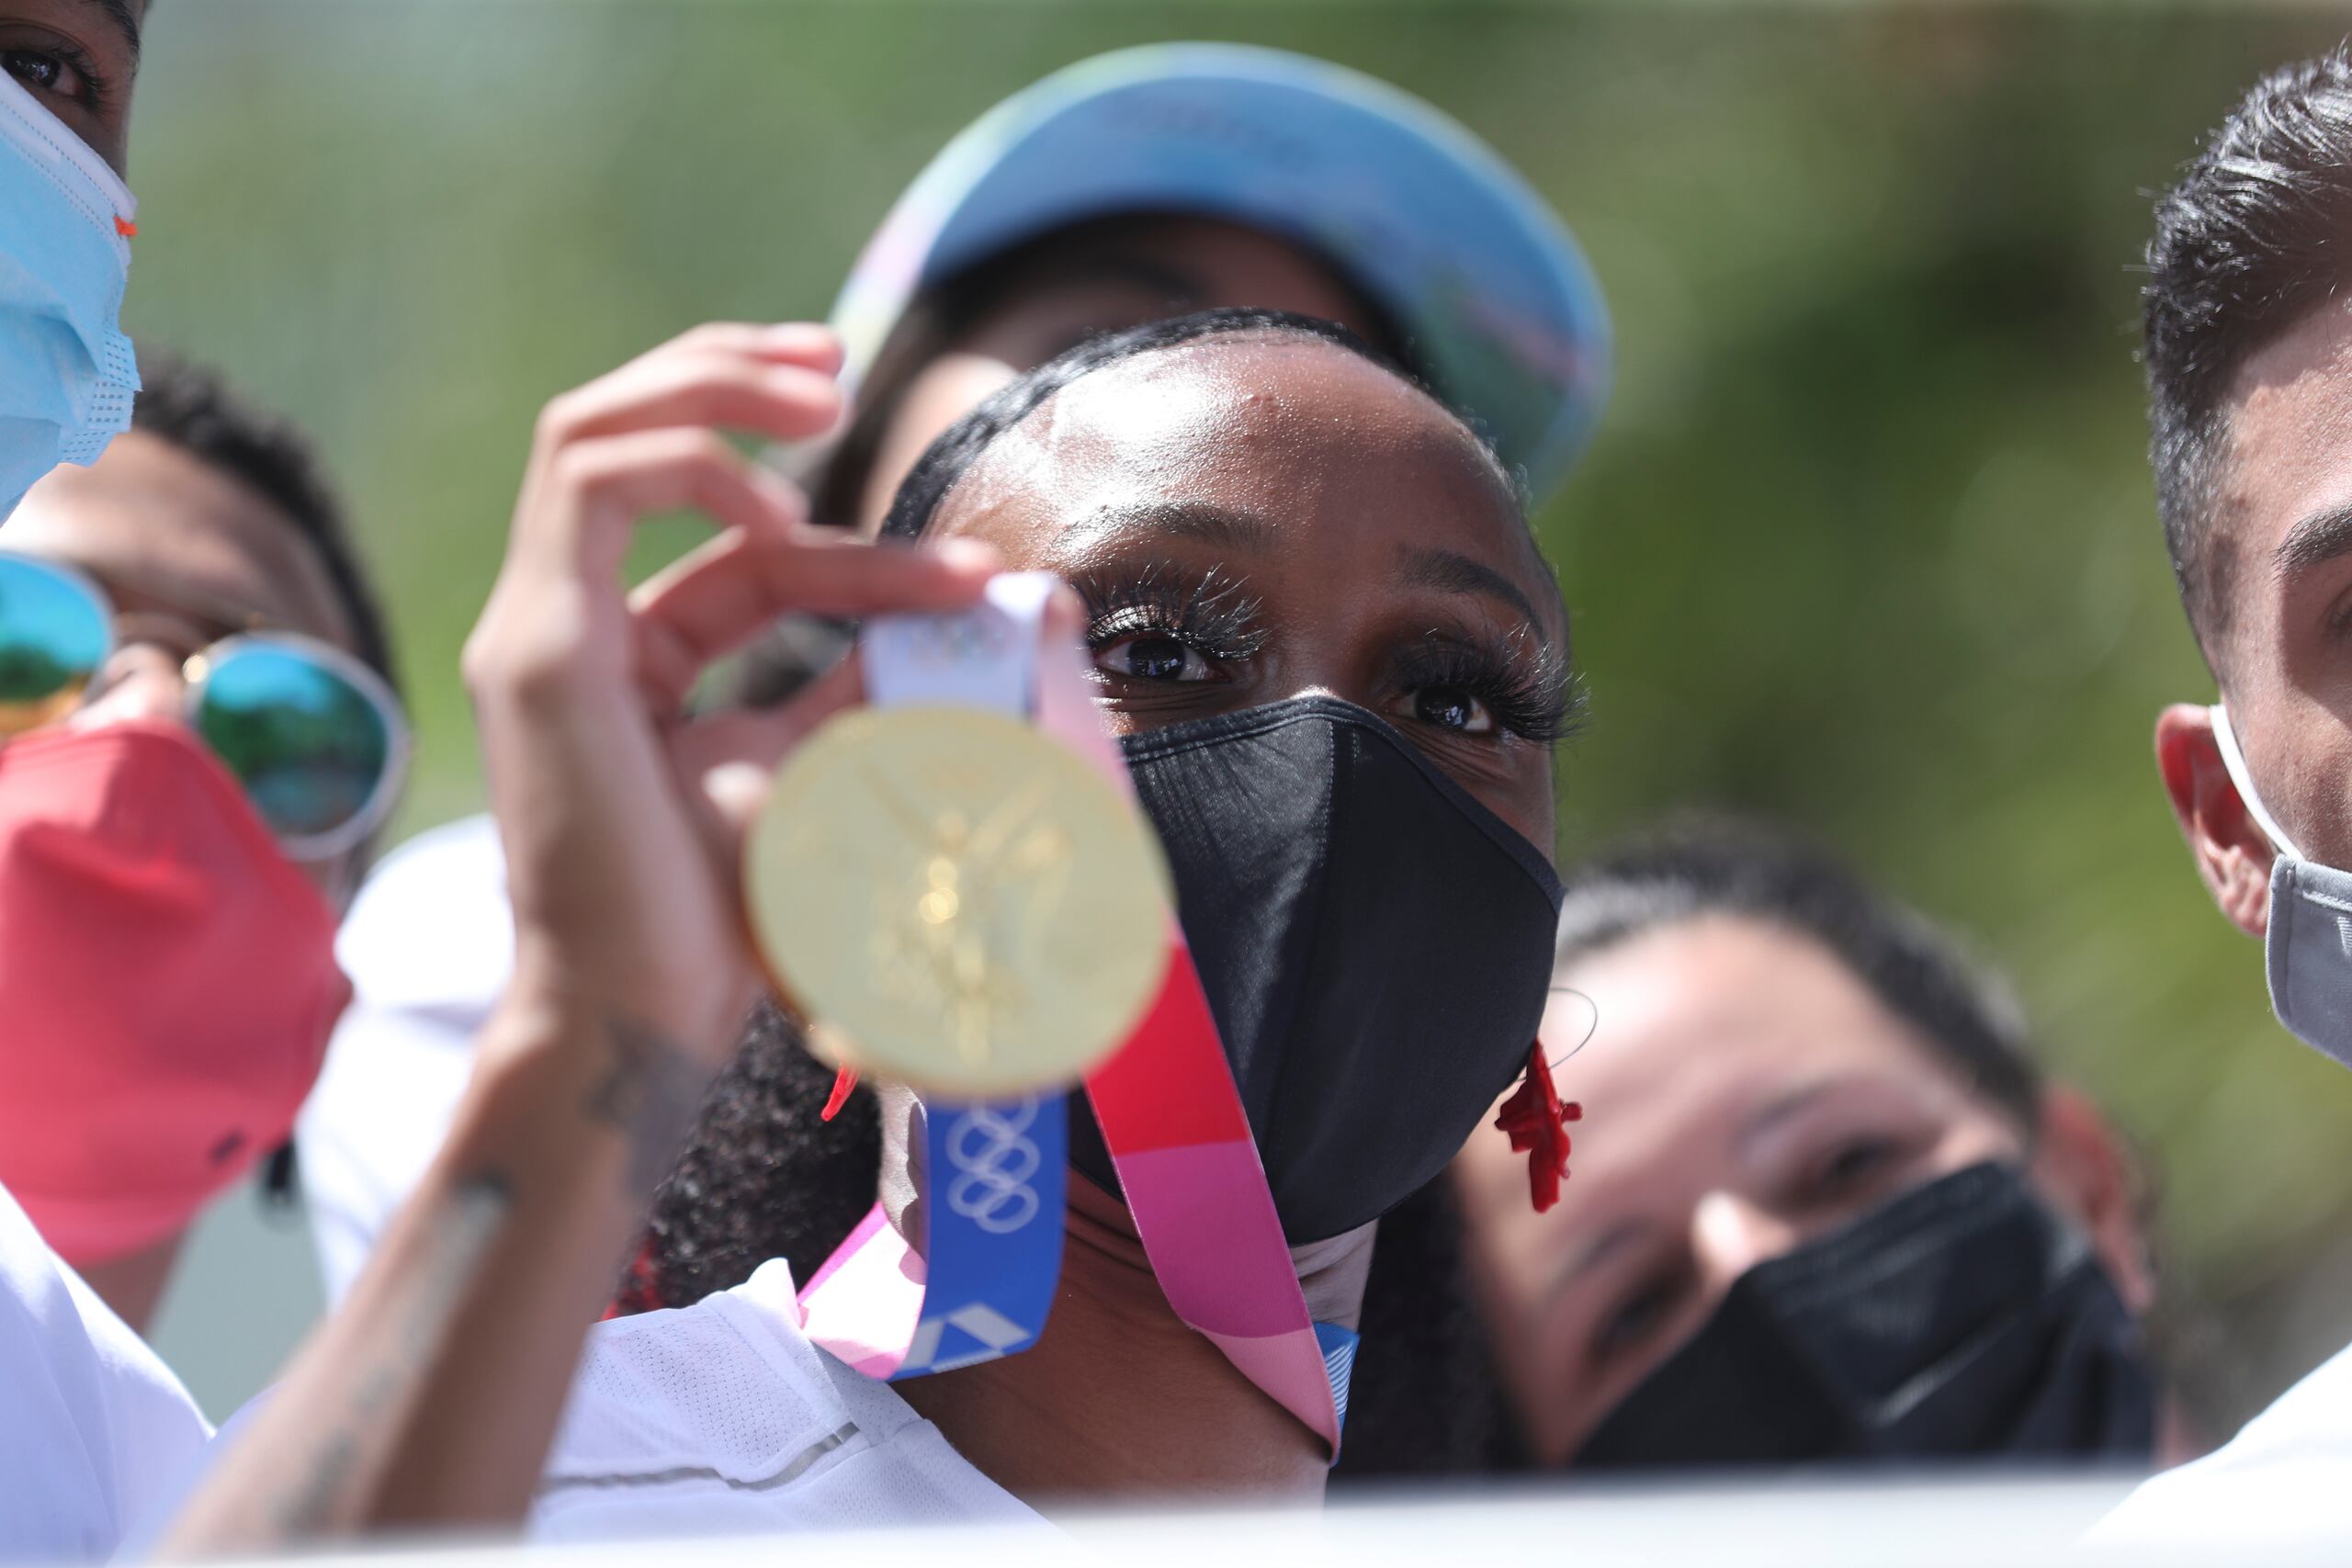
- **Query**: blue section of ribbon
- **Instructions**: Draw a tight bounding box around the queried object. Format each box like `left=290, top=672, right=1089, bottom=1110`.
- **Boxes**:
left=1314, top=1321, right=1361, bottom=1432
left=890, top=1091, right=1068, bottom=1379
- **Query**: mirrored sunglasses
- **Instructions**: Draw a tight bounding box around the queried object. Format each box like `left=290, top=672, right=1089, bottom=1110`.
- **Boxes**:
left=0, top=550, right=410, bottom=860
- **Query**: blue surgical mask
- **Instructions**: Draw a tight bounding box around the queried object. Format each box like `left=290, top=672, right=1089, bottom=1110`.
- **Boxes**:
left=0, top=71, right=138, bottom=523
left=2211, top=704, right=2352, bottom=1067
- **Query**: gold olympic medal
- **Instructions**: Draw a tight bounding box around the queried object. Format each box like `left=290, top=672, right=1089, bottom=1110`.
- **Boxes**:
left=744, top=704, right=1173, bottom=1098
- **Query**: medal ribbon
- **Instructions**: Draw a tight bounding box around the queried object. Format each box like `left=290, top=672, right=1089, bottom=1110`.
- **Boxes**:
left=796, top=575, right=1348, bottom=1454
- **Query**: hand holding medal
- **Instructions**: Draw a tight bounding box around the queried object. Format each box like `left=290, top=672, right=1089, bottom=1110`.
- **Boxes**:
left=467, top=321, right=1001, bottom=1066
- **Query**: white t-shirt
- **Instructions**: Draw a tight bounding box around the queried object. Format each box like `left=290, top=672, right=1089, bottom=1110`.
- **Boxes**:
left=300, top=815, right=510, bottom=1304
left=2089, top=1340, right=2352, bottom=1551
left=0, top=1182, right=213, bottom=1563
left=533, top=1258, right=1043, bottom=1540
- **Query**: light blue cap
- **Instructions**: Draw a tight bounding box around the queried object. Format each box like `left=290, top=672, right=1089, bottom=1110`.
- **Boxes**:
left=832, top=43, right=1612, bottom=504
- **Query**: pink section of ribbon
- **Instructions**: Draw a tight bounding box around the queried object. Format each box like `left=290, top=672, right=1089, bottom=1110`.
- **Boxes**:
left=1104, top=1144, right=1314, bottom=1339
left=1207, top=1325, right=1345, bottom=1438
left=797, top=1202, right=926, bottom=1379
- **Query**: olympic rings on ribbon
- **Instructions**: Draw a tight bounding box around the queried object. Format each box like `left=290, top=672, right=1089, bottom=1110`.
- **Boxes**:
left=944, top=1099, right=1044, bottom=1235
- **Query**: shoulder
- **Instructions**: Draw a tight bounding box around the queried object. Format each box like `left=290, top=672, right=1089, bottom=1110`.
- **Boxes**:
left=533, top=1262, right=1038, bottom=1541
left=2091, top=1340, right=2352, bottom=1549
left=0, top=1185, right=210, bottom=1562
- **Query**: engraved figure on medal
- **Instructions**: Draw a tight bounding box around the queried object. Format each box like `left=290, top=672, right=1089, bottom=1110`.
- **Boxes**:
left=743, top=705, right=1169, bottom=1098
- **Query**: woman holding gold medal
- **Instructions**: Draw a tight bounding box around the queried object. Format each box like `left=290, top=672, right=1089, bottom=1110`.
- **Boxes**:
left=164, top=302, right=1589, bottom=1546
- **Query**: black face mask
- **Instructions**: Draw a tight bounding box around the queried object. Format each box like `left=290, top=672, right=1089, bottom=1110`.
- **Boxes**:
left=1069, top=695, right=1565, bottom=1245
left=1576, top=1162, right=2158, bottom=1471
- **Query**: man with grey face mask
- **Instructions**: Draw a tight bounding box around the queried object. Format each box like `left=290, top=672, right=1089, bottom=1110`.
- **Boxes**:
left=2098, top=42, right=2352, bottom=1548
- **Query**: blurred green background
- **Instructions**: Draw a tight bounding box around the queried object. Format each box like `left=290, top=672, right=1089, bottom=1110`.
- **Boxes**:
left=128, top=1, right=2352, bottom=1438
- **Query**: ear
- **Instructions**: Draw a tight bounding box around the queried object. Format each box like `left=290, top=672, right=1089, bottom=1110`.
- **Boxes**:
left=2154, top=703, right=2274, bottom=938
left=2028, top=1084, right=2155, bottom=1315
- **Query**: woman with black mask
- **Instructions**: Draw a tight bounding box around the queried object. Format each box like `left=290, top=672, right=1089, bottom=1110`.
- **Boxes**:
left=164, top=307, right=1576, bottom=1545
left=305, top=42, right=1608, bottom=1316
left=1442, top=825, right=2190, bottom=1475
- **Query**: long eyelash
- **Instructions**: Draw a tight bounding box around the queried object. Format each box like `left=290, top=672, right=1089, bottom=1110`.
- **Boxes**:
left=1069, top=561, right=1269, bottom=662
left=5, top=41, right=107, bottom=115
left=1396, top=628, right=1584, bottom=744
left=71, top=48, right=108, bottom=117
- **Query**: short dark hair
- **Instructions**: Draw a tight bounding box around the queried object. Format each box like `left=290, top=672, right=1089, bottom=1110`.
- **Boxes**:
left=877, top=306, right=1513, bottom=543
left=130, top=351, right=398, bottom=694
left=2143, top=44, right=2352, bottom=668
left=1551, top=821, right=2042, bottom=1127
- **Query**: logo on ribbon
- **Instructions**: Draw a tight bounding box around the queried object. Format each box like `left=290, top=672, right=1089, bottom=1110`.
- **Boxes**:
left=944, top=1099, right=1043, bottom=1235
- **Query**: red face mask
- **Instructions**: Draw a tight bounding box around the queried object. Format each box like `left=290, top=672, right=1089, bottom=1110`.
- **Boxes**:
left=0, top=721, right=351, bottom=1265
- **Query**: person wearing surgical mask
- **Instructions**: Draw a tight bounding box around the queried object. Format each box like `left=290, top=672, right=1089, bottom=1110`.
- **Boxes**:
left=0, top=1, right=149, bottom=522
left=0, top=353, right=401, bottom=1561
left=1448, top=828, right=2184, bottom=1474
left=2098, top=43, right=2352, bottom=1550
left=0, top=354, right=402, bottom=1323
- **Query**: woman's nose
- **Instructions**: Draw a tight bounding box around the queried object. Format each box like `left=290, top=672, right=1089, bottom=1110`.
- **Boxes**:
left=69, top=642, right=187, bottom=731
left=1690, top=1190, right=1800, bottom=1291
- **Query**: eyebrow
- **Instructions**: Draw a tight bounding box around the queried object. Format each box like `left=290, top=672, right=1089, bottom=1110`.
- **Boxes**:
left=1734, top=1077, right=1859, bottom=1162
left=78, top=0, right=141, bottom=60
left=1546, top=1214, right=1650, bottom=1300
left=2272, top=502, right=2352, bottom=585
left=85, top=558, right=277, bottom=638
left=1395, top=545, right=1551, bottom=634
left=1055, top=501, right=1281, bottom=554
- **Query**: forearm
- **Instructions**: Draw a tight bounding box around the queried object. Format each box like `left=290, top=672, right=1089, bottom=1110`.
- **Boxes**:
left=156, top=960, right=714, bottom=1552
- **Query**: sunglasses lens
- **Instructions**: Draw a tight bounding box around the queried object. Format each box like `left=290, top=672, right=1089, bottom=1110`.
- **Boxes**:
left=0, top=556, right=108, bottom=736
left=196, top=643, right=391, bottom=844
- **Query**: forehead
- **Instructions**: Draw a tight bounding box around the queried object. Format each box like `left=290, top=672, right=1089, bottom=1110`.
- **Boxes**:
left=1558, top=917, right=1949, bottom=1108
left=935, top=335, right=1541, bottom=597
left=6, top=432, right=351, bottom=647
left=2215, top=306, right=2352, bottom=592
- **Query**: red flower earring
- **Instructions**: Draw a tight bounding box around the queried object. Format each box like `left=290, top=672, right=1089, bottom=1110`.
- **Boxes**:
left=1495, top=1042, right=1582, bottom=1213
left=1494, top=986, right=1594, bottom=1213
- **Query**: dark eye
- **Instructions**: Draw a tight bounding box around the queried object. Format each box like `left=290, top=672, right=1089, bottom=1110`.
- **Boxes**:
left=1591, top=1275, right=1680, bottom=1365
left=1407, top=683, right=1497, bottom=734
left=3, top=48, right=90, bottom=103
left=1094, top=633, right=1213, bottom=684
left=1811, top=1136, right=1902, bottom=1201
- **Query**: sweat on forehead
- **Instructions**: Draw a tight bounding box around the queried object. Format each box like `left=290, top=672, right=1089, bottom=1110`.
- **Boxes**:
left=878, top=309, right=1522, bottom=545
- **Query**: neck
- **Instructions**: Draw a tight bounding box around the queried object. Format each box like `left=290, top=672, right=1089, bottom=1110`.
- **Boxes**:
left=895, top=1178, right=1346, bottom=1511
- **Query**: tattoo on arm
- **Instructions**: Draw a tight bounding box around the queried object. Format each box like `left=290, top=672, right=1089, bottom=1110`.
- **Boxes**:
left=177, top=1014, right=712, bottom=1551
left=263, top=1175, right=512, bottom=1540
left=582, top=1012, right=709, bottom=1200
